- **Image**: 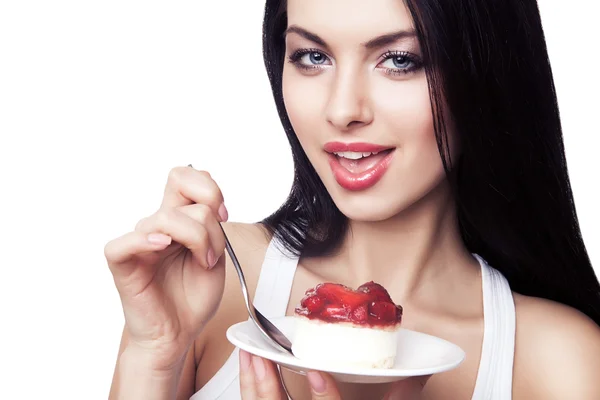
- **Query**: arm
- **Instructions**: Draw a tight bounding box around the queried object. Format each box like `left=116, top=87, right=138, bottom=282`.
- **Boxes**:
left=104, top=166, right=228, bottom=400
left=513, top=295, right=600, bottom=399
left=107, top=220, right=269, bottom=400
left=108, top=326, right=197, bottom=400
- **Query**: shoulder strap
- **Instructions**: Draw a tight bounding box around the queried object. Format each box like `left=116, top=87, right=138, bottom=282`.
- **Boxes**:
left=252, top=235, right=300, bottom=318
left=471, top=254, right=516, bottom=400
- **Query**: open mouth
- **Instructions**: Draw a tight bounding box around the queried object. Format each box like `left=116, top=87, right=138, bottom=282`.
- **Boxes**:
left=332, top=149, right=395, bottom=175
left=324, top=142, right=396, bottom=191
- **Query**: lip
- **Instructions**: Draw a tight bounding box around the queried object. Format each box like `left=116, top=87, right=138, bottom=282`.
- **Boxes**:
left=323, top=142, right=393, bottom=153
left=324, top=142, right=396, bottom=191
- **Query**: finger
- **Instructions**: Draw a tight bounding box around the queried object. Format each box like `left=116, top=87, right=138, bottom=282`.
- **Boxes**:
left=384, top=375, right=431, bottom=400
left=177, top=203, right=226, bottom=267
left=135, top=207, right=216, bottom=269
left=307, top=371, right=341, bottom=400
left=161, top=166, right=228, bottom=221
left=252, top=356, right=287, bottom=400
left=239, top=350, right=257, bottom=400
left=104, top=231, right=171, bottom=272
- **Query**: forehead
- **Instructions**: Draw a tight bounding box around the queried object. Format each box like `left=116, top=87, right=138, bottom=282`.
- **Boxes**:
left=286, top=0, right=414, bottom=41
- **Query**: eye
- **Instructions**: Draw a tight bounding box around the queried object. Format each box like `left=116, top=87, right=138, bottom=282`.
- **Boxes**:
left=378, top=51, right=422, bottom=75
left=303, top=51, right=328, bottom=65
left=381, top=54, right=413, bottom=69
left=289, top=49, right=332, bottom=70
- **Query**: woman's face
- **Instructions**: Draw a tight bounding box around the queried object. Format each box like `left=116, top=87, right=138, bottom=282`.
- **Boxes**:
left=282, top=0, right=457, bottom=222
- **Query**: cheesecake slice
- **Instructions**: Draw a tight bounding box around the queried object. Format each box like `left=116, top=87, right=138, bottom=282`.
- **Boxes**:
left=292, top=281, right=403, bottom=369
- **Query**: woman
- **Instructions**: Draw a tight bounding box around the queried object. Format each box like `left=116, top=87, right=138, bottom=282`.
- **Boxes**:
left=106, top=0, right=600, bottom=398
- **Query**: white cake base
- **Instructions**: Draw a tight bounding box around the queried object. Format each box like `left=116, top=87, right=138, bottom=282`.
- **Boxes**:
left=291, top=316, right=399, bottom=369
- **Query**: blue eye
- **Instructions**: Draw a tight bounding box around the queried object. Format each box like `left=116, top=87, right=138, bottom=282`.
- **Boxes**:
left=379, top=51, right=422, bottom=75
left=381, top=55, right=413, bottom=69
left=289, top=49, right=331, bottom=70
left=304, top=51, right=327, bottom=65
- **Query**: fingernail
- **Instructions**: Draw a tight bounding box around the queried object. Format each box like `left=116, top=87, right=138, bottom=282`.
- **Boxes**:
left=239, top=350, right=251, bottom=372
left=207, top=248, right=216, bottom=268
left=147, top=233, right=171, bottom=246
left=252, top=356, right=266, bottom=381
left=218, top=203, right=229, bottom=222
left=307, top=371, right=326, bottom=394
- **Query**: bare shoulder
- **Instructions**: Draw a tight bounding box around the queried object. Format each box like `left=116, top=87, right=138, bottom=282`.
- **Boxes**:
left=222, top=220, right=272, bottom=249
left=193, top=221, right=274, bottom=387
left=220, top=221, right=273, bottom=296
left=512, top=293, right=600, bottom=399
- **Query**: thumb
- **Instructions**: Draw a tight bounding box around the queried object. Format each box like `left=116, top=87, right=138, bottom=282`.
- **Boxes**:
left=307, top=371, right=342, bottom=400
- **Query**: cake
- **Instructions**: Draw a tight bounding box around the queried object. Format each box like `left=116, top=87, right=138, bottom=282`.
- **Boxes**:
left=292, top=281, right=403, bottom=369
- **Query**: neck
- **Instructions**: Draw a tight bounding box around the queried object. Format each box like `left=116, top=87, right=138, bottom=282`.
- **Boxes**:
left=327, top=183, right=475, bottom=300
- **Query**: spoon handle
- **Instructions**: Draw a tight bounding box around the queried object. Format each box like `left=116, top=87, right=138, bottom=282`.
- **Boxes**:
left=219, top=223, right=254, bottom=317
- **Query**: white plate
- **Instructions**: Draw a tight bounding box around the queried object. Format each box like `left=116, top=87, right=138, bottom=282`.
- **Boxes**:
left=226, top=316, right=466, bottom=383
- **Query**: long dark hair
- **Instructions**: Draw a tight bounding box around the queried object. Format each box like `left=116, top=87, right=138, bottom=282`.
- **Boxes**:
left=260, top=0, right=600, bottom=325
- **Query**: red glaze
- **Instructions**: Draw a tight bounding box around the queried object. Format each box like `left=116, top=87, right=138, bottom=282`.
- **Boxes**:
left=295, top=281, right=403, bottom=327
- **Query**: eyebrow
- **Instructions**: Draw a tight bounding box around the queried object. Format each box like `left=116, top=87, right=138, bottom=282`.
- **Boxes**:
left=284, top=25, right=416, bottom=50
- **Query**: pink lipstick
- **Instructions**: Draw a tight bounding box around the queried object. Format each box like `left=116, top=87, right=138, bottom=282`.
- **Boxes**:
left=324, top=142, right=395, bottom=191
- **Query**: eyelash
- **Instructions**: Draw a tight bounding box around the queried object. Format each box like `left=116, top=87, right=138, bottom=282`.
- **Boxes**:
left=288, top=48, right=325, bottom=71
left=379, top=50, right=422, bottom=75
left=287, top=48, right=423, bottom=76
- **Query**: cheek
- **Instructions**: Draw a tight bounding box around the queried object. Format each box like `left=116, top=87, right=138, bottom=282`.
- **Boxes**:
left=373, top=76, right=439, bottom=154
left=282, top=68, right=327, bottom=147
left=373, top=76, right=457, bottom=202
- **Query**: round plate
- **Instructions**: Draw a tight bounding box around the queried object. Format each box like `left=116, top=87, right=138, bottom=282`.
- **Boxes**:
left=226, top=316, right=466, bottom=384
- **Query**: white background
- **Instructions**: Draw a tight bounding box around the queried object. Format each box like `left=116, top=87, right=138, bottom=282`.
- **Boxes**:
left=0, top=1, right=598, bottom=398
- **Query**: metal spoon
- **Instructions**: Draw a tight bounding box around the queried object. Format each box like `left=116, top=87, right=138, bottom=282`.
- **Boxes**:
left=185, top=165, right=293, bottom=355
left=219, top=224, right=294, bottom=355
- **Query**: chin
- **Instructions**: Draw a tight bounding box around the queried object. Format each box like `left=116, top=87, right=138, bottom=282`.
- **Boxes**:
left=325, top=176, right=451, bottom=223
left=334, top=198, right=401, bottom=222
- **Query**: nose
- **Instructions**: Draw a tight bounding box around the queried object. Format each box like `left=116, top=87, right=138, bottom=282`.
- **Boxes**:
left=325, top=68, right=373, bottom=131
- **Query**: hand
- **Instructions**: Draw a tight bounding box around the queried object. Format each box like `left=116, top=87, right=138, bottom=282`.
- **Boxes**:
left=239, top=350, right=340, bottom=399
left=239, top=351, right=430, bottom=399
left=104, top=166, right=228, bottom=369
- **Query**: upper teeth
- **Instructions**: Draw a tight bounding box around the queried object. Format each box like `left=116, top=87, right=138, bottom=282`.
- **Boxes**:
left=333, top=151, right=379, bottom=159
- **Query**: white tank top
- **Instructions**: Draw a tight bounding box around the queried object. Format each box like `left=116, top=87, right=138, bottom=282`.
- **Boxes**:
left=190, top=237, right=516, bottom=400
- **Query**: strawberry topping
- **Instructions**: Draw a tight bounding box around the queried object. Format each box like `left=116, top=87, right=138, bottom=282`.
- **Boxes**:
left=295, top=281, right=403, bottom=327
